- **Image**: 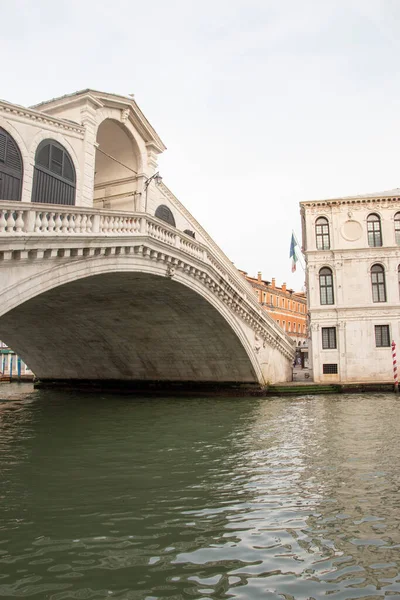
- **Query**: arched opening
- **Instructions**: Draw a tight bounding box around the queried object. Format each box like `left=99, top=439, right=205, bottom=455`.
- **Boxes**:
left=319, top=267, right=334, bottom=305
left=32, top=140, right=76, bottom=205
left=367, top=213, right=382, bottom=247
left=0, top=272, right=258, bottom=385
left=0, top=127, right=23, bottom=201
left=94, top=119, right=139, bottom=208
left=395, top=212, right=400, bottom=245
left=371, top=264, right=386, bottom=302
left=155, top=205, right=176, bottom=227
left=315, top=217, right=330, bottom=249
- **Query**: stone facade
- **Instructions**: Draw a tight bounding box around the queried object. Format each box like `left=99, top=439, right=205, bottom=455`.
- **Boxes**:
left=301, top=189, right=400, bottom=383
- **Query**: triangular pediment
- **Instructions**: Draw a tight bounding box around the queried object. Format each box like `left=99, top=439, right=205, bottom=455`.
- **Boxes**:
left=31, top=89, right=166, bottom=153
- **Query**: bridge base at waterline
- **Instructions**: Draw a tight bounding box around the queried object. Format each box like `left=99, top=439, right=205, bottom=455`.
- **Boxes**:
left=33, top=378, right=269, bottom=396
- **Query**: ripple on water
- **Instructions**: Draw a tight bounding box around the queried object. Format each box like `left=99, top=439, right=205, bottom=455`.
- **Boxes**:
left=0, top=390, right=400, bottom=598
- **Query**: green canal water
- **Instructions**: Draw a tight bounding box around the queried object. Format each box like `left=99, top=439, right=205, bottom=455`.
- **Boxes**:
left=1, top=385, right=400, bottom=599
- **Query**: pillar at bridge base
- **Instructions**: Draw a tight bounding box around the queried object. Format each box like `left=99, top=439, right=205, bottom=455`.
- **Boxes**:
left=34, top=379, right=268, bottom=397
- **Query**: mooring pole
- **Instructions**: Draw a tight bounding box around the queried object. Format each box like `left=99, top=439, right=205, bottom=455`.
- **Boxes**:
left=392, top=340, right=399, bottom=393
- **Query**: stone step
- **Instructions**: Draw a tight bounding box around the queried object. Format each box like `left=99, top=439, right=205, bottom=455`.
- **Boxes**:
left=268, top=384, right=341, bottom=395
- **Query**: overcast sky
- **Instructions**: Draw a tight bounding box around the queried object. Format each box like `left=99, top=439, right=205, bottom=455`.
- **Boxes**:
left=2, top=0, right=400, bottom=289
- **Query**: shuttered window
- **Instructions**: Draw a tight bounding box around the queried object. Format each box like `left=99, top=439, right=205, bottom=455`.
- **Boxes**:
left=32, top=140, right=76, bottom=205
left=0, top=127, right=23, bottom=201
left=155, top=205, right=176, bottom=227
left=0, top=132, right=6, bottom=162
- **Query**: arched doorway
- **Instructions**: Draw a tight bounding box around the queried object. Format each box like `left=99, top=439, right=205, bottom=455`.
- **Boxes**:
left=94, top=119, right=139, bottom=209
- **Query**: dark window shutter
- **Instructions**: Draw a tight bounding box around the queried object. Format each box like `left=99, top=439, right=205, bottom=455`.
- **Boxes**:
left=63, top=154, right=74, bottom=182
left=0, top=127, right=23, bottom=201
left=37, top=144, right=50, bottom=168
left=0, top=133, right=6, bottom=162
left=155, top=205, right=176, bottom=227
left=6, top=141, right=22, bottom=172
left=32, top=139, right=76, bottom=205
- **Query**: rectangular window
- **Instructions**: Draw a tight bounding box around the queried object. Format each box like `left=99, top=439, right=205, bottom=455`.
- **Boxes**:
left=375, top=325, right=390, bottom=347
left=395, top=217, right=400, bottom=245
left=323, top=363, right=338, bottom=374
left=288, top=322, right=291, bottom=332
left=322, top=327, right=337, bottom=349
left=293, top=323, right=296, bottom=332
left=282, top=321, right=286, bottom=330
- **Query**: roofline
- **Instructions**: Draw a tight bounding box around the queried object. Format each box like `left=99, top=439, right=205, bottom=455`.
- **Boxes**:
left=30, top=89, right=167, bottom=152
left=301, top=192, right=400, bottom=206
left=0, top=99, right=85, bottom=135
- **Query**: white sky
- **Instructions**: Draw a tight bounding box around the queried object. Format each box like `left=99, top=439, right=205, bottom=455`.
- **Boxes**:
left=2, top=0, right=400, bottom=290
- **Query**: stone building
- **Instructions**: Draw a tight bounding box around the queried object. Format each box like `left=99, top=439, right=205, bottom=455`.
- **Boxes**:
left=240, top=270, right=308, bottom=364
left=301, top=189, right=400, bottom=383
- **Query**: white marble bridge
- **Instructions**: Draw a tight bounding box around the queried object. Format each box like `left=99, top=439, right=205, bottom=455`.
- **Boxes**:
left=0, top=90, right=294, bottom=390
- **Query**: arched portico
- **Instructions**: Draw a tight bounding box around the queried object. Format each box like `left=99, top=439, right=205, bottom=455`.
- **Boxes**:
left=94, top=118, right=142, bottom=210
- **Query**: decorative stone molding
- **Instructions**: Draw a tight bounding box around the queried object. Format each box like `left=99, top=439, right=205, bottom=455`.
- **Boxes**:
left=0, top=101, right=85, bottom=135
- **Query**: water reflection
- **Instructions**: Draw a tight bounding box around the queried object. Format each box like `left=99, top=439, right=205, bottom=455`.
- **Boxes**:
left=0, top=387, right=399, bottom=599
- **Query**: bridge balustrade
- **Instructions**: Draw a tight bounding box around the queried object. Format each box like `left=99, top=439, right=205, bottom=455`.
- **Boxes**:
left=0, top=201, right=254, bottom=305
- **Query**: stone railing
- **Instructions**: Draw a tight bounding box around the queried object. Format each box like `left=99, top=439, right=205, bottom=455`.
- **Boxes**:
left=0, top=201, right=292, bottom=349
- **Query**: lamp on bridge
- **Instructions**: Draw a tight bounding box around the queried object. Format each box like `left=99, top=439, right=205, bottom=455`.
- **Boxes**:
left=144, top=172, right=163, bottom=191
left=144, top=172, right=163, bottom=212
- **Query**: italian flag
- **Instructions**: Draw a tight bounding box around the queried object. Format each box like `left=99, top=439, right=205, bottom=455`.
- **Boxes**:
left=290, top=234, right=298, bottom=272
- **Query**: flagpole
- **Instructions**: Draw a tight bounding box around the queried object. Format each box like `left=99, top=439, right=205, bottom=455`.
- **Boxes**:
left=292, top=230, right=305, bottom=272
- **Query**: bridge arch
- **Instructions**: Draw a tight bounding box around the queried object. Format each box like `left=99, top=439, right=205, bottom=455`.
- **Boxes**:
left=0, top=256, right=263, bottom=385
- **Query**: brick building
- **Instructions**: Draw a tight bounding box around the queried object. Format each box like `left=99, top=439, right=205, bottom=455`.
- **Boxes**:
left=240, top=270, right=308, bottom=365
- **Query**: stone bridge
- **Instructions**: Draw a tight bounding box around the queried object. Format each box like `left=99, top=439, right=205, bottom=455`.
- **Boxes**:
left=0, top=89, right=294, bottom=390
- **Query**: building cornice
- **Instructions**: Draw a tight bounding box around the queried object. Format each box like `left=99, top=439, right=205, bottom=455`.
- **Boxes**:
left=0, top=100, right=85, bottom=135
left=301, top=196, right=400, bottom=209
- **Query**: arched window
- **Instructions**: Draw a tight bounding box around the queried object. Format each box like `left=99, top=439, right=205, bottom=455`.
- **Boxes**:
left=184, top=229, right=195, bottom=238
left=371, top=264, right=386, bottom=302
left=155, top=204, right=176, bottom=227
left=367, top=213, right=382, bottom=247
left=0, top=127, right=23, bottom=201
left=32, top=140, right=76, bottom=205
left=395, top=213, right=400, bottom=245
left=315, top=217, right=330, bottom=250
left=319, top=267, right=334, bottom=305
left=398, top=265, right=400, bottom=298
